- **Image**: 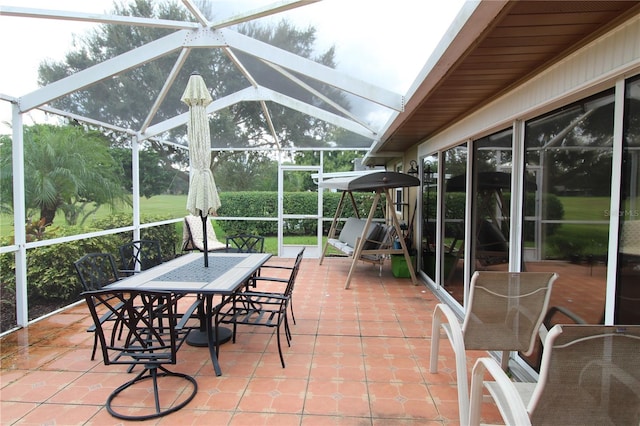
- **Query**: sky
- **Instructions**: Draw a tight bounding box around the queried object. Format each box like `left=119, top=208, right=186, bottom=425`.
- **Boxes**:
left=0, top=0, right=468, bottom=133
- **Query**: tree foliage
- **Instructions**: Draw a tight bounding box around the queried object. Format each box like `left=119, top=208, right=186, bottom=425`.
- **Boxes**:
left=36, top=0, right=358, bottom=194
left=111, top=147, right=180, bottom=198
left=0, top=124, right=130, bottom=226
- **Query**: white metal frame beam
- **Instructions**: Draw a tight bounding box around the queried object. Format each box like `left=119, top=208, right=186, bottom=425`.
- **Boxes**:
left=6, top=2, right=401, bottom=149
left=18, top=30, right=195, bottom=111
left=0, top=6, right=199, bottom=29
left=142, top=86, right=378, bottom=141
left=208, top=0, right=320, bottom=29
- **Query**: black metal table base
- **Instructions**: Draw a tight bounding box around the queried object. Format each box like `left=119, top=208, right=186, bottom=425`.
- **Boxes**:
left=187, top=327, right=232, bottom=347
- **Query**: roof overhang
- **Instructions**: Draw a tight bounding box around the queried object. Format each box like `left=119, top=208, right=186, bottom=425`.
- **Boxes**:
left=364, top=0, right=640, bottom=165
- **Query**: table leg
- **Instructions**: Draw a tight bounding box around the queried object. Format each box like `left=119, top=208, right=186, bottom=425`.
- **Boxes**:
left=187, top=295, right=232, bottom=346
left=205, top=295, right=223, bottom=376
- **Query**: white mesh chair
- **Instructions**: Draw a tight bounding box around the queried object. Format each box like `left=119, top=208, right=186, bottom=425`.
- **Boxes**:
left=430, top=271, right=557, bottom=421
left=469, top=324, right=640, bottom=426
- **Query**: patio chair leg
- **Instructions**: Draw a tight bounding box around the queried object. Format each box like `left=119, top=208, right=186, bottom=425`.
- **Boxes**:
left=284, top=316, right=292, bottom=342
left=289, top=301, right=296, bottom=325
left=90, top=334, right=98, bottom=360
left=151, top=368, right=161, bottom=413
left=276, top=323, right=286, bottom=368
left=500, top=350, right=509, bottom=371
left=106, top=365, right=197, bottom=421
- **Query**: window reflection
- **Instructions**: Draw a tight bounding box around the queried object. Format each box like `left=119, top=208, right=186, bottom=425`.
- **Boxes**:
left=443, top=144, right=467, bottom=303
left=618, top=75, right=640, bottom=325
left=417, top=77, right=639, bottom=371
left=421, top=155, right=438, bottom=281
left=524, top=90, right=614, bottom=327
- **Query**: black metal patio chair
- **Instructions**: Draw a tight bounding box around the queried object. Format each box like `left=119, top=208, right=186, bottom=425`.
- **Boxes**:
left=83, top=289, right=199, bottom=421
left=225, top=234, right=265, bottom=253
left=118, top=239, right=163, bottom=276
left=217, top=248, right=304, bottom=368
left=74, top=253, right=122, bottom=360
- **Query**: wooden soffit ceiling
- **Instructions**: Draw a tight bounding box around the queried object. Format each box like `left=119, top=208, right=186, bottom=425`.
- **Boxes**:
left=374, top=0, right=640, bottom=157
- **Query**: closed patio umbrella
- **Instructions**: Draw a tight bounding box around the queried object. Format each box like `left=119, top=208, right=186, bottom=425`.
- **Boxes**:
left=181, top=72, right=220, bottom=267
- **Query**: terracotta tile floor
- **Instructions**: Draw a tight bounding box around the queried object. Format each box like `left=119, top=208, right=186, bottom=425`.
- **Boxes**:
left=0, top=257, right=502, bottom=425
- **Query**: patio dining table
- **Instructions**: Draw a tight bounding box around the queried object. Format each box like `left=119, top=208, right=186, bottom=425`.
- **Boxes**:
left=107, top=251, right=271, bottom=376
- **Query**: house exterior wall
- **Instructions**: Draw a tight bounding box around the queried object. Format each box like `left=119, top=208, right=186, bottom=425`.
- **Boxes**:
left=403, top=13, right=640, bottom=377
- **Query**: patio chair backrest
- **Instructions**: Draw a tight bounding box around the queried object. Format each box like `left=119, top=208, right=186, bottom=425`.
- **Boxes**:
left=283, top=247, right=305, bottom=296
left=74, top=253, right=120, bottom=291
left=462, top=271, right=557, bottom=355
left=530, top=324, right=640, bottom=425
left=118, top=239, right=163, bottom=273
left=83, top=289, right=185, bottom=366
left=225, top=234, right=265, bottom=253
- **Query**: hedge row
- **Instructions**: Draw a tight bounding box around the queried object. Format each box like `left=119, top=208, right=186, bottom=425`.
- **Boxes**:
left=217, top=190, right=564, bottom=239
left=216, top=191, right=384, bottom=236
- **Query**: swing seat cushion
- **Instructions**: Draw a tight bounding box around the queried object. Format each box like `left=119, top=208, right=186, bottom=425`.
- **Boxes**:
left=328, top=217, right=382, bottom=256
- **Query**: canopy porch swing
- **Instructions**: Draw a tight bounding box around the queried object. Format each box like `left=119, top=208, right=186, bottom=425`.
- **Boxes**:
left=318, top=171, right=420, bottom=289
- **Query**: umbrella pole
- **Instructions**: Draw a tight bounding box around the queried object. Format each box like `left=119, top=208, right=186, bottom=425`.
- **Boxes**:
left=201, top=212, right=209, bottom=267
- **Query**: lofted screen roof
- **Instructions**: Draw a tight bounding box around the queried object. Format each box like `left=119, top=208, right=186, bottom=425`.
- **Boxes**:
left=0, top=0, right=424, bottom=153
left=7, top=2, right=638, bottom=160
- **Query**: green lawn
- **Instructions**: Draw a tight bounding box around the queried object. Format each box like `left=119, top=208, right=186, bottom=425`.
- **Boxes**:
left=558, top=196, right=610, bottom=221
left=0, top=195, right=332, bottom=256
left=98, top=195, right=190, bottom=221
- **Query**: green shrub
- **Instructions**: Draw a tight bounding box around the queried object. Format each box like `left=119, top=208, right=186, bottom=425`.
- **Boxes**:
left=90, top=213, right=178, bottom=260
left=0, top=213, right=178, bottom=302
left=523, top=192, right=564, bottom=240
left=0, top=226, right=85, bottom=301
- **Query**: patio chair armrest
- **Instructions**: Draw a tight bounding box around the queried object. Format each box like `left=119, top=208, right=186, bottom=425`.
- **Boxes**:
left=248, top=276, right=288, bottom=290
left=430, top=303, right=465, bottom=372
left=259, top=264, right=294, bottom=271
left=87, top=300, right=125, bottom=333
left=175, top=298, right=202, bottom=330
left=239, top=291, right=288, bottom=301
left=469, top=357, right=532, bottom=426
left=251, top=276, right=288, bottom=284
left=544, top=305, right=587, bottom=326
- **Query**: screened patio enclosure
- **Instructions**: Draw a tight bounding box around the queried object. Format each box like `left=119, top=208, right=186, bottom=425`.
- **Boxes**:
left=1, top=1, right=455, bottom=328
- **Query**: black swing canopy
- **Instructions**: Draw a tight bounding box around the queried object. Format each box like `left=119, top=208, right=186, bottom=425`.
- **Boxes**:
left=320, top=171, right=420, bottom=192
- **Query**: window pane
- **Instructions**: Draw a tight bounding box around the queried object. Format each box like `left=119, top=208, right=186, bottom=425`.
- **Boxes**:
left=472, top=129, right=513, bottom=273
left=421, top=154, right=438, bottom=281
